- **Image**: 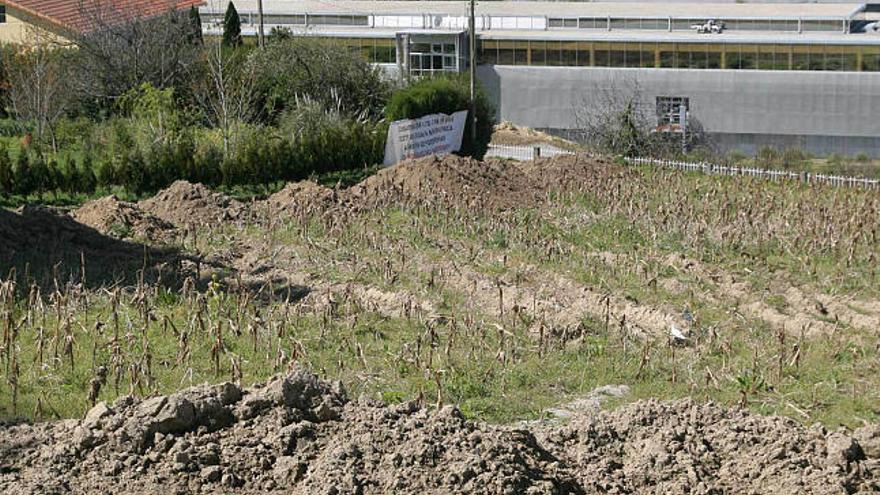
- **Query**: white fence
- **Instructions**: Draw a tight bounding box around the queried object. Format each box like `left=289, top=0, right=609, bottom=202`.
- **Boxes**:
left=486, top=144, right=880, bottom=191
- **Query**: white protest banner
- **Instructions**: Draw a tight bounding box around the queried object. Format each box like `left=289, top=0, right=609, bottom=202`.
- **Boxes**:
left=383, top=110, right=468, bottom=166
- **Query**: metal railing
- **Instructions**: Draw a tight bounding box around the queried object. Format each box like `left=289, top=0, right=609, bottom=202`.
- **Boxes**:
left=485, top=144, right=880, bottom=190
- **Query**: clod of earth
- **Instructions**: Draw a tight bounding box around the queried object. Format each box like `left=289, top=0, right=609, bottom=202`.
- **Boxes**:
left=0, top=369, right=877, bottom=495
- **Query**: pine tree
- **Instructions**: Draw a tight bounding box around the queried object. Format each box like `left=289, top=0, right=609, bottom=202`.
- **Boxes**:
left=189, top=6, right=203, bottom=45
left=0, top=146, right=13, bottom=196
left=222, top=1, right=242, bottom=48
left=13, top=152, right=32, bottom=197
left=29, top=154, right=49, bottom=198
left=79, top=156, right=97, bottom=193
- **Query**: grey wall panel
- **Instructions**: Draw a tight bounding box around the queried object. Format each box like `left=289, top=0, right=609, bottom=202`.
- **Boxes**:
left=477, top=67, right=880, bottom=151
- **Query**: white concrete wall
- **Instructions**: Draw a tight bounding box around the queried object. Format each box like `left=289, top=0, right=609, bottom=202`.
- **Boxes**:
left=477, top=65, right=880, bottom=154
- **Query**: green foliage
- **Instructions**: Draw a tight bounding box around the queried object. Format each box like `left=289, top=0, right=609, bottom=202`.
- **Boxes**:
left=13, top=151, right=32, bottom=196
left=385, top=74, right=495, bottom=159
left=188, top=6, right=203, bottom=45
left=222, top=1, right=242, bottom=48
left=0, top=146, right=12, bottom=195
left=250, top=37, right=391, bottom=121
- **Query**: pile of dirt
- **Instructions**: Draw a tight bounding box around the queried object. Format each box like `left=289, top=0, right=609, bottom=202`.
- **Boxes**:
left=73, top=196, right=175, bottom=243
left=139, top=181, right=247, bottom=228
left=1, top=370, right=877, bottom=494
left=342, top=154, right=539, bottom=211
left=514, top=154, right=635, bottom=193
left=265, top=181, right=337, bottom=217
left=0, top=205, right=187, bottom=288
left=539, top=399, right=879, bottom=494
left=492, top=122, right=575, bottom=148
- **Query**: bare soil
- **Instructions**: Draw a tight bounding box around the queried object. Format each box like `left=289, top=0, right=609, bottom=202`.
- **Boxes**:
left=1, top=370, right=876, bottom=494
left=139, top=181, right=248, bottom=228
left=341, top=154, right=540, bottom=211
left=73, top=195, right=176, bottom=243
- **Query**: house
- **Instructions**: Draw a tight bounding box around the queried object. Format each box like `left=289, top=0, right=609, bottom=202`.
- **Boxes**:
left=0, top=0, right=204, bottom=45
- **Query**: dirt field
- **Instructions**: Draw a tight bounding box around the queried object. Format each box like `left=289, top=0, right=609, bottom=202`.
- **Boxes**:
left=1, top=153, right=879, bottom=493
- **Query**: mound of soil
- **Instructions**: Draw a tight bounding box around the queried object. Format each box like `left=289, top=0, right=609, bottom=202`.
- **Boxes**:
left=515, top=154, right=635, bottom=193
left=139, top=181, right=247, bottom=228
left=0, top=205, right=187, bottom=287
left=73, top=196, right=175, bottom=243
left=1, top=370, right=877, bottom=494
left=540, top=399, right=878, bottom=494
left=266, top=181, right=336, bottom=217
left=342, top=155, right=539, bottom=211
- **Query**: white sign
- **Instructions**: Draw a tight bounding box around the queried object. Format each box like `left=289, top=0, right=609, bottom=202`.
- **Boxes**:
left=383, top=110, right=468, bottom=166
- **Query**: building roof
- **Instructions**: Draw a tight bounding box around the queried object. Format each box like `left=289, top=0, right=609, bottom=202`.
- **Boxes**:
left=203, top=1, right=865, bottom=20
left=7, top=0, right=205, bottom=33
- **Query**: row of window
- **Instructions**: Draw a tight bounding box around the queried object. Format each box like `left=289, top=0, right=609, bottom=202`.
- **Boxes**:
left=479, top=40, right=880, bottom=71
left=324, top=37, right=397, bottom=64
left=202, top=13, right=368, bottom=27
left=547, top=17, right=844, bottom=33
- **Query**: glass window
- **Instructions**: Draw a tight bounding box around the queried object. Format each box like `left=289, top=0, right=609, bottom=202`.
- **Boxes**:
left=758, top=44, right=776, bottom=70
left=659, top=43, right=676, bottom=68
left=861, top=47, right=880, bottom=72
left=376, top=40, right=396, bottom=63
left=546, top=41, right=562, bottom=66
left=579, top=17, right=603, bottom=29
left=548, top=18, right=564, bottom=28
left=707, top=45, right=723, bottom=69
left=561, top=42, right=579, bottom=66
left=609, top=18, right=626, bottom=30
left=577, top=41, right=593, bottom=66
left=530, top=40, right=547, bottom=66
left=802, top=20, right=842, bottom=32
left=497, top=41, right=515, bottom=65
left=263, top=14, right=306, bottom=25
left=594, top=42, right=610, bottom=66
left=791, top=45, right=812, bottom=71
left=609, top=43, right=626, bottom=67
left=640, top=43, right=657, bottom=68
left=480, top=40, right=498, bottom=65
left=514, top=41, right=529, bottom=65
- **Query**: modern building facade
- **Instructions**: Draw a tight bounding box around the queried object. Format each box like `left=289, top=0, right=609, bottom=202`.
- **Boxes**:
left=202, top=1, right=880, bottom=155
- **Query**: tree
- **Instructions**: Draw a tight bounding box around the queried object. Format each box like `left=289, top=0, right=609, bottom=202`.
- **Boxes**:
left=194, top=40, right=259, bottom=157
left=13, top=152, right=32, bottom=196
left=0, top=146, right=12, bottom=195
left=385, top=75, right=495, bottom=160
left=223, top=2, right=242, bottom=48
left=573, top=74, right=710, bottom=158
left=6, top=46, right=70, bottom=152
left=188, top=6, right=203, bottom=45
left=70, top=1, right=201, bottom=113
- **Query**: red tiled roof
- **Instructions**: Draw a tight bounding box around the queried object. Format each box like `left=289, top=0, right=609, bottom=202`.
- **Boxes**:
left=5, top=0, right=205, bottom=33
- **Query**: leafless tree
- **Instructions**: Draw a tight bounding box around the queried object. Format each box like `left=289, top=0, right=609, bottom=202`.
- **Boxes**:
left=6, top=32, right=70, bottom=151
left=573, top=74, right=710, bottom=157
left=192, top=39, right=259, bottom=157
left=70, top=0, right=201, bottom=104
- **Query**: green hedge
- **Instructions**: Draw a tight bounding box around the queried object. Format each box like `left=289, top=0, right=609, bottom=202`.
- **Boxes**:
left=0, top=119, right=385, bottom=199
left=385, top=75, right=495, bottom=160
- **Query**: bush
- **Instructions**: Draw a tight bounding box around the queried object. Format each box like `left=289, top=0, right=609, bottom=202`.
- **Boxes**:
left=385, top=75, right=495, bottom=160
left=250, top=37, right=392, bottom=122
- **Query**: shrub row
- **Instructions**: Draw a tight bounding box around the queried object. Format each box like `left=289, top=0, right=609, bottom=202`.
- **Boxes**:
left=0, top=119, right=385, bottom=198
